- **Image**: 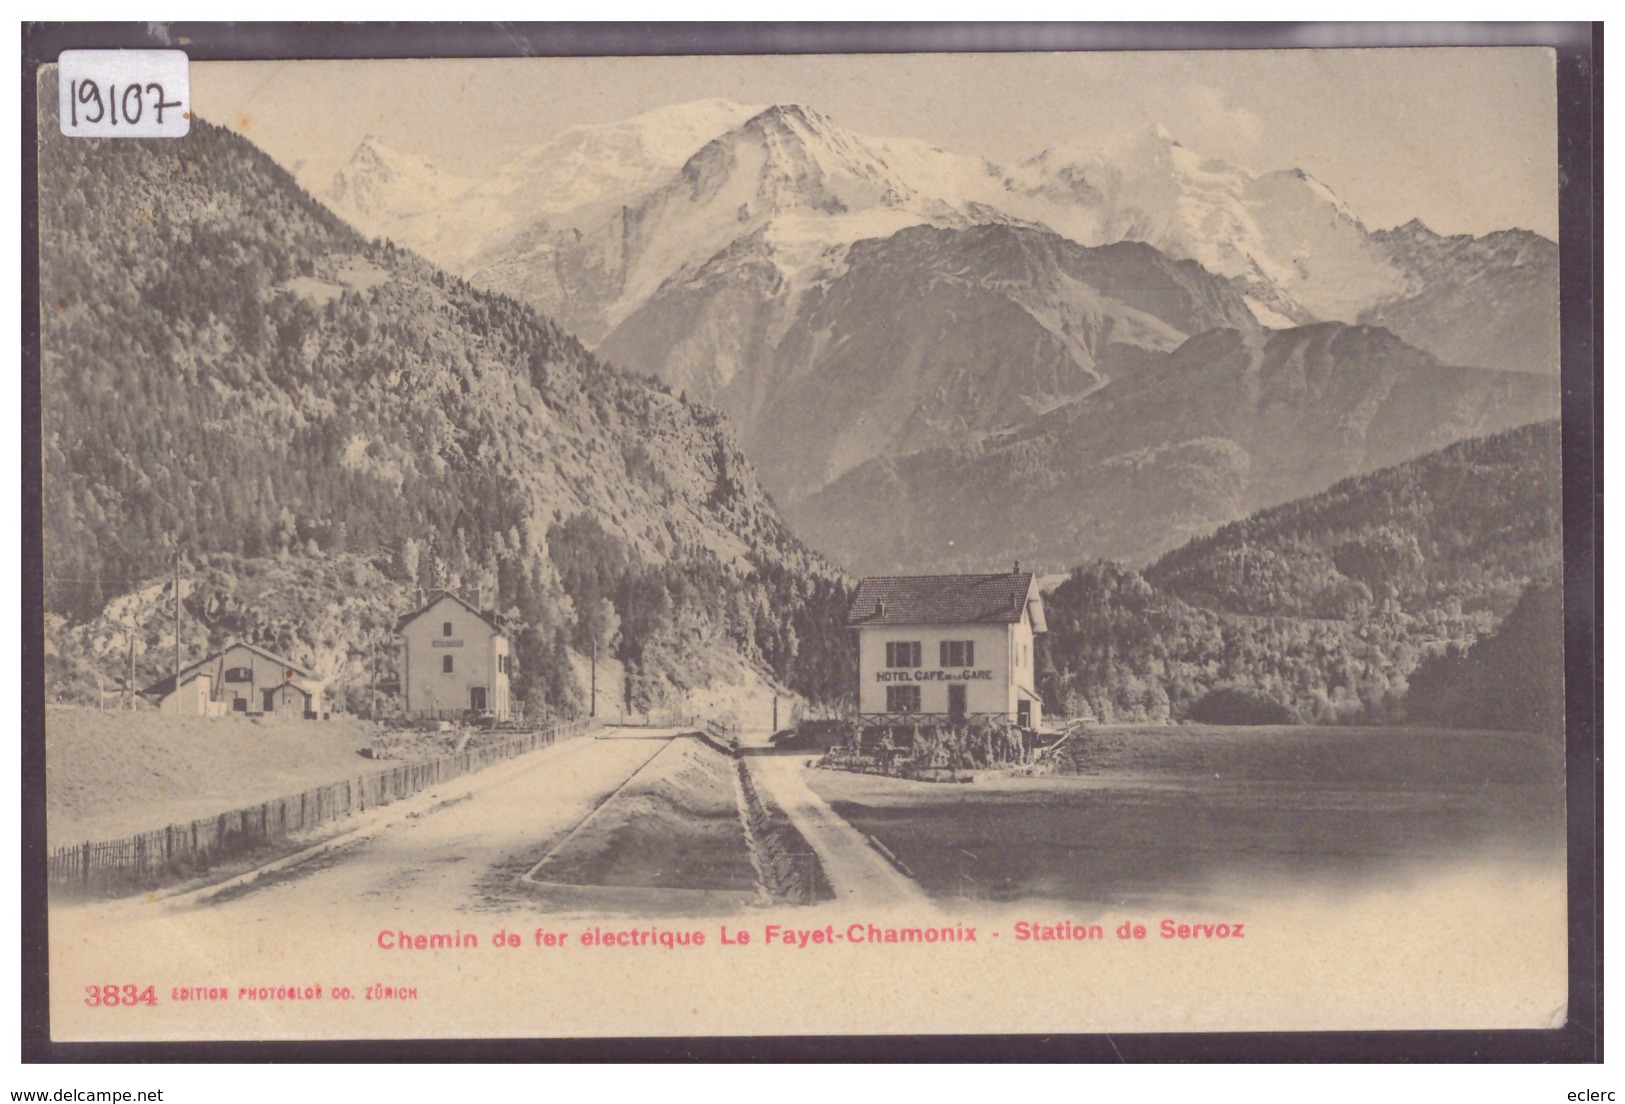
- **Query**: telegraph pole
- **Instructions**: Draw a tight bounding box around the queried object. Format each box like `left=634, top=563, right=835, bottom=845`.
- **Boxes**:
left=174, top=553, right=182, bottom=691
left=590, top=638, right=597, bottom=718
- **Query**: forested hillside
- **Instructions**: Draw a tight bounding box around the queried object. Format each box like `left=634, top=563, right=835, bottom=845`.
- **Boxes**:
left=1406, top=579, right=1565, bottom=738
left=1035, top=422, right=1562, bottom=728
left=39, top=108, right=852, bottom=714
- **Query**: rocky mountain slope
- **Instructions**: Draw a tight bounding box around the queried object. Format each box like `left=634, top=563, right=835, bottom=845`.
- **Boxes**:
left=789, top=324, right=1559, bottom=575
left=602, top=222, right=1263, bottom=500
left=1359, top=220, right=1562, bottom=374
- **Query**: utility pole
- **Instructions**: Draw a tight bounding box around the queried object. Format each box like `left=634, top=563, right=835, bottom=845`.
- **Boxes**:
left=590, top=638, right=597, bottom=718
left=174, top=553, right=182, bottom=691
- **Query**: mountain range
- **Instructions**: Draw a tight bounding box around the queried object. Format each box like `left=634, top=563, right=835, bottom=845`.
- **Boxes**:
left=789, top=322, right=1556, bottom=574
left=315, top=101, right=1559, bottom=384
left=308, top=100, right=1560, bottom=575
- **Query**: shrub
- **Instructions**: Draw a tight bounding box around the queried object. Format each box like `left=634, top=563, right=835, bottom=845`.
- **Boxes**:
left=1187, top=685, right=1298, bottom=726
left=772, top=718, right=856, bottom=751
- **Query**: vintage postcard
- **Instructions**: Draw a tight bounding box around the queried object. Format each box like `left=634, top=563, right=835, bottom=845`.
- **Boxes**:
left=31, top=36, right=1586, bottom=1049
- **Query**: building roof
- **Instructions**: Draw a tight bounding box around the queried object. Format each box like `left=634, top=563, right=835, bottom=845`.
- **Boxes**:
left=394, top=590, right=505, bottom=635
left=846, top=572, right=1044, bottom=630
left=140, top=640, right=315, bottom=699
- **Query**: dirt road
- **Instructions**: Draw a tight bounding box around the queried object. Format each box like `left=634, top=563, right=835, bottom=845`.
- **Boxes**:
left=747, top=755, right=928, bottom=906
left=117, top=728, right=689, bottom=921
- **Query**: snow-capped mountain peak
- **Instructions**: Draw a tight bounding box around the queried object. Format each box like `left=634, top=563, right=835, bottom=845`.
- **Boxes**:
left=333, top=98, right=764, bottom=269
left=682, top=103, right=921, bottom=207
left=1270, top=167, right=1363, bottom=226
left=597, top=103, right=971, bottom=325
left=1004, top=127, right=1404, bottom=322
left=491, top=97, right=764, bottom=201
left=349, top=133, right=393, bottom=160
left=323, top=135, right=475, bottom=237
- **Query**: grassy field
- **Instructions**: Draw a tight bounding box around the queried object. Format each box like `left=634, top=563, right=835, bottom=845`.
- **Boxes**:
left=805, top=724, right=1564, bottom=907
left=534, top=736, right=758, bottom=892
left=44, top=705, right=427, bottom=849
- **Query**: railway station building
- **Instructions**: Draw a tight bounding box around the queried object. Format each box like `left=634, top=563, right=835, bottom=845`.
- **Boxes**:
left=846, top=571, right=1046, bottom=729
left=396, top=591, right=512, bottom=721
left=142, top=641, right=325, bottom=718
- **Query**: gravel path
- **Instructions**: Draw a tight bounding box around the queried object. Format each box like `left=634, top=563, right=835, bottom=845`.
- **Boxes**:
left=747, top=755, right=928, bottom=906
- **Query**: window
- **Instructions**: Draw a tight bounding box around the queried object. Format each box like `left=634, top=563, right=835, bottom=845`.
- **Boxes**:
left=885, top=641, right=922, bottom=668
left=886, top=685, right=921, bottom=713
left=223, top=666, right=252, bottom=683
left=442, top=655, right=454, bottom=674
left=940, top=640, right=975, bottom=667
left=231, top=698, right=247, bottom=712
left=442, top=621, right=453, bottom=637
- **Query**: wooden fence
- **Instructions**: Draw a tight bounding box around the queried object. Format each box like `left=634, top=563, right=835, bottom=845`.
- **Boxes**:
left=599, top=709, right=696, bottom=728
left=49, top=719, right=589, bottom=898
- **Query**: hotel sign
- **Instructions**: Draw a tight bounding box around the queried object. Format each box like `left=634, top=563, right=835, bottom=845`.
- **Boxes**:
left=432, top=640, right=464, bottom=648
left=875, top=669, right=994, bottom=682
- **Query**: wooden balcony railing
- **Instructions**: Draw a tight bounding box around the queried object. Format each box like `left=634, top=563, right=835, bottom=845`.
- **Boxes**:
left=856, top=712, right=1016, bottom=728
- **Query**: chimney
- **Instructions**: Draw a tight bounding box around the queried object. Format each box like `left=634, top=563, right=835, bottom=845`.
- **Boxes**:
left=1013, top=559, right=1020, bottom=574
left=876, top=600, right=886, bottom=619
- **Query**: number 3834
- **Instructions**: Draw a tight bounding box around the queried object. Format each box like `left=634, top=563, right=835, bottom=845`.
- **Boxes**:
left=84, top=983, right=158, bottom=1007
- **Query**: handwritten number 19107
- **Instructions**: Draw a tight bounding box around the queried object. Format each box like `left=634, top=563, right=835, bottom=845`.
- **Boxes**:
left=68, top=80, right=182, bottom=128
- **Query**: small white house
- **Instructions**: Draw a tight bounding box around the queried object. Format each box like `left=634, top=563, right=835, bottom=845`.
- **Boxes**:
left=142, top=641, right=324, bottom=718
left=395, top=592, right=511, bottom=721
left=847, top=571, right=1046, bottom=729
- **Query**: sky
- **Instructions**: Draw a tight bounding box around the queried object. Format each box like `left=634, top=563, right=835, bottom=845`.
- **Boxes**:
left=195, top=47, right=1559, bottom=238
